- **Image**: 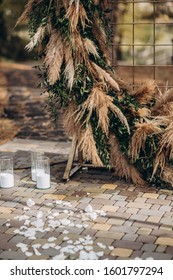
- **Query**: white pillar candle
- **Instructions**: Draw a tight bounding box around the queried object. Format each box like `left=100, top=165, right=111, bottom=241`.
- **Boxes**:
left=36, top=173, right=50, bottom=189
left=31, top=168, right=45, bottom=181
left=0, top=173, right=14, bottom=188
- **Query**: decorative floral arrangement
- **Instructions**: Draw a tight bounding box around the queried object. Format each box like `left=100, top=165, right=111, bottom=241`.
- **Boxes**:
left=17, top=0, right=173, bottom=189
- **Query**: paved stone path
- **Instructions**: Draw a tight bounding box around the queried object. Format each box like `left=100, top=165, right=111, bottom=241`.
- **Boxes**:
left=0, top=63, right=173, bottom=260
left=0, top=139, right=173, bottom=260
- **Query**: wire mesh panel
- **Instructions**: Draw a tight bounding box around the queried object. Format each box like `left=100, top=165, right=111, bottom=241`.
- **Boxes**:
left=108, top=0, right=173, bottom=88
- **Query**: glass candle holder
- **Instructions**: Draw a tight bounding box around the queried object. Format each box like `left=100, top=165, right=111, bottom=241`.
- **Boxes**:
left=0, top=156, right=14, bottom=188
left=35, top=156, right=50, bottom=189
left=31, top=151, right=45, bottom=181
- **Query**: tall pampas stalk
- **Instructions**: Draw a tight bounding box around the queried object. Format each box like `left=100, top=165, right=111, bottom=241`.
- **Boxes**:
left=44, top=31, right=64, bottom=85
left=129, top=121, right=162, bottom=162
left=132, top=80, right=155, bottom=105
left=25, top=25, right=46, bottom=51
left=15, top=0, right=43, bottom=27
left=78, top=125, right=103, bottom=166
left=75, top=83, right=130, bottom=136
left=109, top=134, right=145, bottom=185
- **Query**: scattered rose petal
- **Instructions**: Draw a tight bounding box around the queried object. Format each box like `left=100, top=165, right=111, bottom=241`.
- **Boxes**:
left=96, top=251, right=104, bottom=257
left=26, top=199, right=35, bottom=208
left=53, top=253, right=66, bottom=260
left=85, top=205, right=93, bottom=213
left=36, top=211, right=43, bottom=219
left=60, top=218, right=71, bottom=226
left=25, top=252, right=33, bottom=257
left=63, top=236, right=69, bottom=241
left=33, top=247, right=41, bottom=256
left=97, top=242, right=106, bottom=249
left=63, top=230, right=69, bottom=234
left=24, top=220, right=30, bottom=226
left=48, top=237, right=57, bottom=242
left=87, top=212, right=97, bottom=220
left=32, top=244, right=41, bottom=249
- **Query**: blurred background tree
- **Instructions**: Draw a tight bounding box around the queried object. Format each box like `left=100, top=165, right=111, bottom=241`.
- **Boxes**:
left=0, top=0, right=34, bottom=61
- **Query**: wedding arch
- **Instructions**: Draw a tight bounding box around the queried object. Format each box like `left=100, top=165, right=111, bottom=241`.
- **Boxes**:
left=17, top=0, right=173, bottom=189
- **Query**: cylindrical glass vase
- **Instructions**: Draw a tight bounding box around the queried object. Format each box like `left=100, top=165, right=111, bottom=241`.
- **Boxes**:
left=35, top=156, right=50, bottom=189
left=0, top=156, right=14, bottom=188
left=31, top=151, right=45, bottom=181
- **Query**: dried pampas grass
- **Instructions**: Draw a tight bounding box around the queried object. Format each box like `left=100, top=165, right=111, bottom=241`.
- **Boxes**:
left=137, top=108, right=151, bottom=118
left=157, top=123, right=173, bottom=160
left=153, top=102, right=173, bottom=116
left=153, top=88, right=173, bottom=111
left=78, top=125, right=103, bottom=166
left=64, top=42, right=75, bottom=89
left=25, top=25, right=46, bottom=51
left=132, top=80, right=155, bottom=105
left=63, top=102, right=80, bottom=137
left=16, top=0, right=43, bottom=26
left=152, top=150, right=166, bottom=178
left=92, top=17, right=111, bottom=64
left=71, top=31, right=87, bottom=64
left=161, top=166, right=173, bottom=187
left=109, top=134, right=145, bottom=185
left=65, top=0, right=80, bottom=32
left=91, top=62, right=120, bottom=91
left=152, top=87, right=173, bottom=116
left=83, top=38, right=99, bottom=58
left=44, top=31, right=64, bottom=85
left=152, top=123, right=173, bottom=177
left=75, top=83, right=130, bottom=136
left=129, top=121, right=162, bottom=162
left=79, top=3, right=90, bottom=29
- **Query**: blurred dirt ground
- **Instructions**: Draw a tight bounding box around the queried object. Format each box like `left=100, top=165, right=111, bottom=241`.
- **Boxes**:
left=0, top=61, right=68, bottom=144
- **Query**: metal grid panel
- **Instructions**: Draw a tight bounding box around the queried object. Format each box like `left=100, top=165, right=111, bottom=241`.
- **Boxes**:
left=108, top=0, right=173, bottom=87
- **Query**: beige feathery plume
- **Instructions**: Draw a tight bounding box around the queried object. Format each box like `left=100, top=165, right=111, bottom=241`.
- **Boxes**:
left=75, top=83, right=130, bottom=136
left=129, top=121, right=162, bottom=162
left=152, top=123, right=173, bottom=178
left=65, top=0, right=80, bottom=32
left=79, top=3, right=90, bottom=29
left=64, top=42, right=75, bottom=90
left=152, top=150, right=166, bottom=178
left=71, top=31, right=87, bottom=64
left=137, top=108, right=151, bottom=118
left=25, top=25, right=46, bottom=51
left=158, top=123, right=173, bottom=159
left=16, top=0, right=43, bottom=27
left=152, top=88, right=173, bottom=115
left=92, top=17, right=111, bottom=64
left=83, top=38, right=99, bottom=58
left=44, top=31, right=64, bottom=85
left=109, top=134, right=145, bottom=185
left=154, top=102, right=173, bottom=116
left=63, top=102, right=80, bottom=137
left=161, top=166, right=173, bottom=187
left=91, top=62, right=120, bottom=91
left=61, top=0, right=69, bottom=10
left=78, top=125, right=103, bottom=166
left=132, top=80, right=155, bottom=105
